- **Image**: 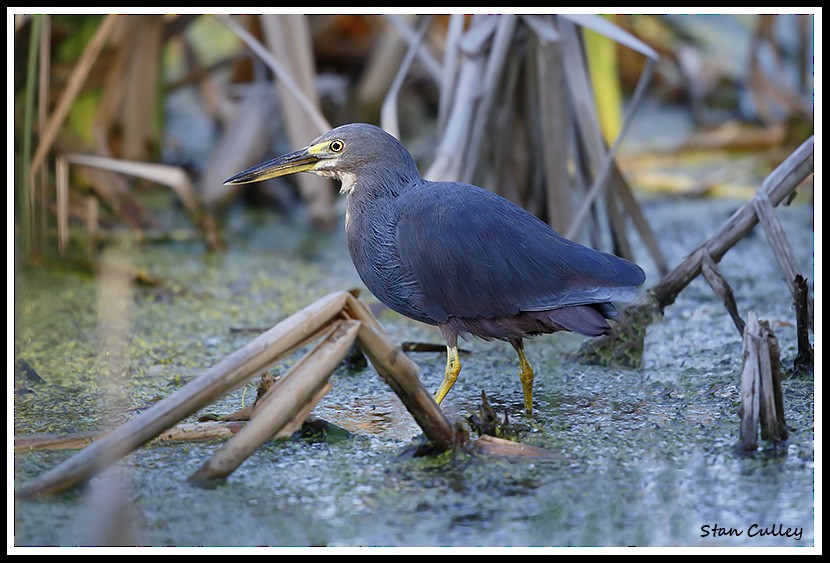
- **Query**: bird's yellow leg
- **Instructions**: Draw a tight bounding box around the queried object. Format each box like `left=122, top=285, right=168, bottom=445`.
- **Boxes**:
left=434, top=345, right=461, bottom=405
left=515, top=347, right=535, bottom=414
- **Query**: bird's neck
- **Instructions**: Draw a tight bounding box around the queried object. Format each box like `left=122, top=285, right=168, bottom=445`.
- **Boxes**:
left=344, top=172, right=412, bottom=234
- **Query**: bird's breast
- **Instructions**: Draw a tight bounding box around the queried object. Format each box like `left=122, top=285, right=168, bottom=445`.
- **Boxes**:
left=344, top=195, right=438, bottom=325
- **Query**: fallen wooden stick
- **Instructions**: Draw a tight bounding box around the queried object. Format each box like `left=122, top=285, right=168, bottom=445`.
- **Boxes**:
left=17, top=290, right=350, bottom=499
left=344, top=293, right=460, bottom=451
left=189, top=320, right=359, bottom=483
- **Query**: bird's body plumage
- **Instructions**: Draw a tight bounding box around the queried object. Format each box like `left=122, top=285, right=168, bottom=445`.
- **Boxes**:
left=225, top=123, right=646, bottom=412
left=349, top=179, right=643, bottom=340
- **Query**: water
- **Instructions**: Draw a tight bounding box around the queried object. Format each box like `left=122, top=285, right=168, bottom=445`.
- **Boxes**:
left=13, top=194, right=815, bottom=549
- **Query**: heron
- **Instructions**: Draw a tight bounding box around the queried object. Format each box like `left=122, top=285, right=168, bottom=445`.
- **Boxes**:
left=225, top=123, right=645, bottom=413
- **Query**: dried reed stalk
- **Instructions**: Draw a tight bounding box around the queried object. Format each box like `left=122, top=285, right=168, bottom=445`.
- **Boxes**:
left=260, top=14, right=336, bottom=228
left=344, top=294, right=459, bottom=450
left=30, top=14, right=119, bottom=178
left=736, top=311, right=788, bottom=453
left=189, top=320, right=359, bottom=482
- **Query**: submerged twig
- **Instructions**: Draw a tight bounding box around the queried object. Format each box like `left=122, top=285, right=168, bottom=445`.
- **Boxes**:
left=473, top=434, right=555, bottom=458
left=15, top=422, right=249, bottom=452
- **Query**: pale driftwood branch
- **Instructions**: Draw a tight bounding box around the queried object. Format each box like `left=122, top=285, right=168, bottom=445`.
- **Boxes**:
left=189, top=321, right=359, bottom=483
left=653, top=136, right=814, bottom=310
left=63, top=153, right=201, bottom=214
left=344, top=294, right=459, bottom=451
left=17, top=291, right=350, bottom=499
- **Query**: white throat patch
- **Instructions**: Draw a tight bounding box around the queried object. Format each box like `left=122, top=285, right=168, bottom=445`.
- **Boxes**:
left=311, top=169, right=357, bottom=194
left=337, top=171, right=357, bottom=194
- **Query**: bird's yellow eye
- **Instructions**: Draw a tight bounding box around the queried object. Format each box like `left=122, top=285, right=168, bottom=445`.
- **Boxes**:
left=329, top=140, right=344, bottom=153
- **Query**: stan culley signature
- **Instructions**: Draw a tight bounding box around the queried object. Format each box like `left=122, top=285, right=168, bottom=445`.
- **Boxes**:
left=700, top=523, right=804, bottom=541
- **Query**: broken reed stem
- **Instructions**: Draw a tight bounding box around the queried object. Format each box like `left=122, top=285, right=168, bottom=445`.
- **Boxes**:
left=738, top=314, right=762, bottom=451
left=737, top=311, right=788, bottom=453
left=580, top=137, right=812, bottom=368
left=19, top=289, right=509, bottom=496
left=701, top=252, right=746, bottom=335
left=189, top=320, right=359, bottom=483
left=579, top=134, right=811, bottom=369
left=757, top=319, right=787, bottom=443
left=18, top=291, right=351, bottom=499
left=792, top=274, right=813, bottom=375
left=344, top=294, right=460, bottom=451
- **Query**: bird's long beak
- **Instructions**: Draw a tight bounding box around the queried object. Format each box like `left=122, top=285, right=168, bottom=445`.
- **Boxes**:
left=223, top=147, right=320, bottom=185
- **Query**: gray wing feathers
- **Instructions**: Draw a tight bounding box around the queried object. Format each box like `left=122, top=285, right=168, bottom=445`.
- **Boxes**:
left=395, top=183, right=645, bottom=321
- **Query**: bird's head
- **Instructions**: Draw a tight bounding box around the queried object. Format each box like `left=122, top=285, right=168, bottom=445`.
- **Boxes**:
left=224, top=123, right=420, bottom=195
